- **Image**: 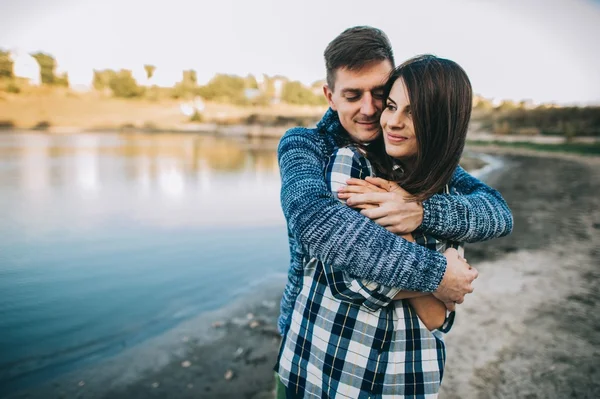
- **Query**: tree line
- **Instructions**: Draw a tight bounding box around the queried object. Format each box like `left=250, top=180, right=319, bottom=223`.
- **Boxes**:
left=473, top=99, right=600, bottom=137
left=1, top=49, right=598, bottom=137
left=0, top=50, right=326, bottom=106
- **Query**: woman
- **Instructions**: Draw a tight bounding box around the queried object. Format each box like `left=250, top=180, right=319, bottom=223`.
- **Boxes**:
left=277, top=55, right=474, bottom=398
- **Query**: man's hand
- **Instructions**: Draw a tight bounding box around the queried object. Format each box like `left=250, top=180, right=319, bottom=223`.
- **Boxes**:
left=433, top=248, right=478, bottom=311
left=340, top=177, right=423, bottom=235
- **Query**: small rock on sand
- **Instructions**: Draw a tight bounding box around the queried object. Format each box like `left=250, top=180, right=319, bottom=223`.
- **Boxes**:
left=181, top=360, right=192, bottom=368
left=224, top=369, right=234, bottom=380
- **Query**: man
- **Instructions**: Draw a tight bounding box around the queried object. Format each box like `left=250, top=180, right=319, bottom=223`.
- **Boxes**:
left=277, top=26, right=513, bottom=338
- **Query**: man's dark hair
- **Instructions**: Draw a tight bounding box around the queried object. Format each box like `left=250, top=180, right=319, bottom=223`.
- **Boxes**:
left=324, top=26, right=394, bottom=90
left=369, top=55, right=473, bottom=202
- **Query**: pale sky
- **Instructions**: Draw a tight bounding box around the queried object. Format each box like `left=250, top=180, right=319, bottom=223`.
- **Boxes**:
left=1, top=0, right=599, bottom=104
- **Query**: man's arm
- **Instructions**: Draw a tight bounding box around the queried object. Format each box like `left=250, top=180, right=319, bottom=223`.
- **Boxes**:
left=421, top=165, right=513, bottom=242
left=345, top=166, right=513, bottom=243
left=278, top=128, right=446, bottom=292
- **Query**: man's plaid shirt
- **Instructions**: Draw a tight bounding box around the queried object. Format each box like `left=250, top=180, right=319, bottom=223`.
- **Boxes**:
left=277, top=146, right=462, bottom=398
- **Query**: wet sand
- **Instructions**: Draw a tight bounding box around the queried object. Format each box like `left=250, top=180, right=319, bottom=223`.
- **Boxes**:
left=7, top=150, right=600, bottom=399
left=439, top=151, right=600, bottom=399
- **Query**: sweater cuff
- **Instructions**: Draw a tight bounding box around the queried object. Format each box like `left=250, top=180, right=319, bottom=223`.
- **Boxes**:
left=420, top=249, right=447, bottom=293
left=421, top=195, right=444, bottom=237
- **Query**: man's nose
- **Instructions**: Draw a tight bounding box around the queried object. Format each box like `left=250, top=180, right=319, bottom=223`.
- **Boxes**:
left=360, top=93, right=377, bottom=117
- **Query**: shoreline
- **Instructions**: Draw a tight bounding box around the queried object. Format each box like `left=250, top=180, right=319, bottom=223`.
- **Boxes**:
left=0, top=124, right=298, bottom=139
left=6, top=148, right=600, bottom=398
left=4, top=127, right=599, bottom=160
left=5, top=276, right=287, bottom=399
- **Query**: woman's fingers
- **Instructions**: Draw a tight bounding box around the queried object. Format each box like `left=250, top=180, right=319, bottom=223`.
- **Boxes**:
left=365, top=176, right=405, bottom=194
left=341, top=178, right=386, bottom=193
left=346, top=192, right=392, bottom=207
left=351, top=203, right=378, bottom=210
left=363, top=176, right=392, bottom=191
left=345, top=178, right=369, bottom=186
left=359, top=206, right=389, bottom=220
left=337, top=185, right=380, bottom=196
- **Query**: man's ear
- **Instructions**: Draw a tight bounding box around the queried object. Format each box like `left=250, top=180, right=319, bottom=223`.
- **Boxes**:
left=323, top=85, right=337, bottom=111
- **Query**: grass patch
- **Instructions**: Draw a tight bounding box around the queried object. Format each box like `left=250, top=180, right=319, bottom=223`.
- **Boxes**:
left=467, top=140, right=600, bottom=156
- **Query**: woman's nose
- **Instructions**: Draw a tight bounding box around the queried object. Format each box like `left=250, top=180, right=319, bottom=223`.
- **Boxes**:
left=387, top=112, right=405, bottom=129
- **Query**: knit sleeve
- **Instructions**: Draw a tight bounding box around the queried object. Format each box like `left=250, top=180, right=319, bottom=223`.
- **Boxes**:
left=421, top=165, right=513, bottom=243
left=278, top=128, right=446, bottom=292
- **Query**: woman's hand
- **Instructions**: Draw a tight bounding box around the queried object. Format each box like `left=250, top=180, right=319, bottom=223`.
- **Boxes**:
left=362, top=176, right=404, bottom=194
left=337, top=177, right=389, bottom=211
left=337, top=178, right=387, bottom=210
left=343, top=177, right=424, bottom=234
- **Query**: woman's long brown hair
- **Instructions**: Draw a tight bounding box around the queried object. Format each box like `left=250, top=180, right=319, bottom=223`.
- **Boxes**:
left=367, top=54, right=473, bottom=202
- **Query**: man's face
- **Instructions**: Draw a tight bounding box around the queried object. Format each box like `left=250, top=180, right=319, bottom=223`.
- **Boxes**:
left=323, top=60, right=393, bottom=143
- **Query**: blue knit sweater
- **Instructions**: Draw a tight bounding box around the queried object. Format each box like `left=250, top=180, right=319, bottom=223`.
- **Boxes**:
left=277, top=109, right=513, bottom=334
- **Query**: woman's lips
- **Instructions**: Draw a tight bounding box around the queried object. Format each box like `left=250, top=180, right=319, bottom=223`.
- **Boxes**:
left=386, top=132, right=408, bottom=143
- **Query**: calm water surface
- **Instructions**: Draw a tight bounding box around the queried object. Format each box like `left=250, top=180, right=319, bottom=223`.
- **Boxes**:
left=0, top=132, right=289, bottom=393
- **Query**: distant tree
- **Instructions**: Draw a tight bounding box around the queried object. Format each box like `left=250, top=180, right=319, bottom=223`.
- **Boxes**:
left=0, top=49, right=14, bottom=79
left=54, top=72, right=69, bottom=87
left=496, top=100, right=518, bottom=112
left=108, top=69, right=143, bottom=98
left=261, top=75, right=276, bottom=98
left=183, top=69, right=197, bottom=86
left=473, top=95, right=493, bottom=111
left=311, top=79, right=326, bottom=89
left=30, top=52, right=57, bottom=85
left=493, top=120, right=512, bottom=135
left=169, top=69, right=199, bottom=99
left=564, top=121, right=577, bottom=142
left=282, top=80, right=327, bottom=106
left=197, top=74, right=246, bottom=103
left=144, top=64, right=156, bottom=80
left=245, top=74, right=259, bottom=89
left=93, top=69, right=116, bottom=91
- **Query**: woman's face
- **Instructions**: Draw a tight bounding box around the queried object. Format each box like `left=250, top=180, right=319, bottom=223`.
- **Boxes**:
left=380, top=78, right=417, bottom=164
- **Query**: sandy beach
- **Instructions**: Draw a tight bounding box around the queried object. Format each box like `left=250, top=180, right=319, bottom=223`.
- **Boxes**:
left=6, top=149, right=600, bottom=399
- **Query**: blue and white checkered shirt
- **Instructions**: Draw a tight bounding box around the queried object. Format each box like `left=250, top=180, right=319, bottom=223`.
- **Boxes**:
left=277, top=145, right=462, bottom=398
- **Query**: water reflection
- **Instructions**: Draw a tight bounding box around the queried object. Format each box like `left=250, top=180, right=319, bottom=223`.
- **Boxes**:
left=0, top=132, right=283, bottom=229
left=0, top=132, right=288, bottom=394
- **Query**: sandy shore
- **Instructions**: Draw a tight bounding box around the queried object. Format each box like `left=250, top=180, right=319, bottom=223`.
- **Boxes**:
left=6, top=150, right=600, bottom=399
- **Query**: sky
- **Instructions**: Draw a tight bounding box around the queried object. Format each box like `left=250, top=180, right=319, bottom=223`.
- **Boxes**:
left=1, top=0, right=599, bottom=105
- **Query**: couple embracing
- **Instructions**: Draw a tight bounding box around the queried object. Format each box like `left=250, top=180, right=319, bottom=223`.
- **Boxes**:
left=275, top=26, right=513, bottom=398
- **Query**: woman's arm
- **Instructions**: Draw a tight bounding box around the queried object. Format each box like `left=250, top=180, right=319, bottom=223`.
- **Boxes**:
left=408, top=295, right=447, bottom=331
left=393, top=291, right=429, bottom=300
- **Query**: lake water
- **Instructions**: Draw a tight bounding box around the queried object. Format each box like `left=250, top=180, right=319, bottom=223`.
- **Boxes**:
left=0, top=132, right=290, bottom=394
